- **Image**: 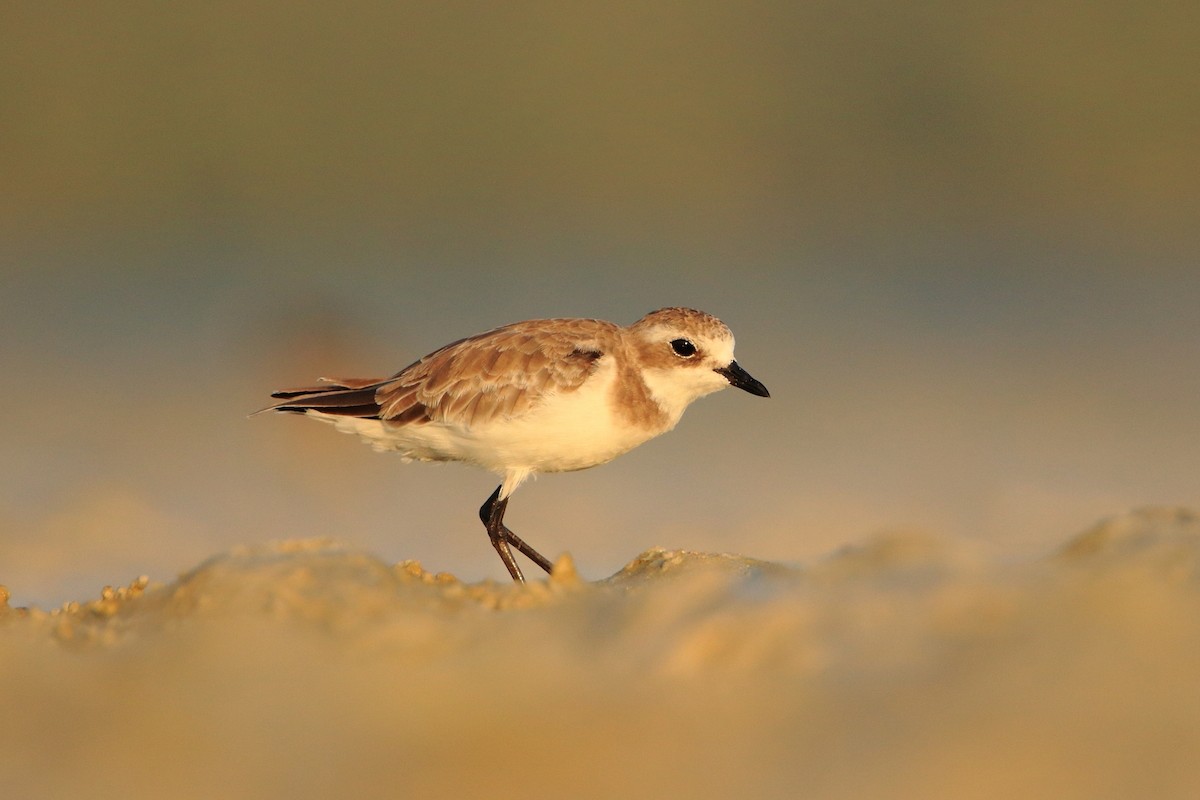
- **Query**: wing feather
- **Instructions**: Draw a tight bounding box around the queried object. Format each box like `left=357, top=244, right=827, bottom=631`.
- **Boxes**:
left=264, top=318, right=616, bottom=428
left=375, top=318, right=615, bottom=428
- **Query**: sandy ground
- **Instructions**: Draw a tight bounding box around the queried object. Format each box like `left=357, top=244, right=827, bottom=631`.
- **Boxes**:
left=3, top=507, right=1200, bottom=800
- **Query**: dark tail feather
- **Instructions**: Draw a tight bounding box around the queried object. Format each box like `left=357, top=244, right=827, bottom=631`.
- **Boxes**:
left=255, top=378, right=387, bottom=418
left=269, top=376, right=385, bottom=399
left=269, top=385, right=332, bottom=400
left=272, top=387, right=379, bottom=409
left=271, top=402, right=382, bottom=417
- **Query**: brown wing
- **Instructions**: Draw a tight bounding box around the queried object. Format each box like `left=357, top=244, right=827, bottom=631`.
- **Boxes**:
left=263, top=317, right=616, bottom=427
left=375, top=317, right=615, bottom=428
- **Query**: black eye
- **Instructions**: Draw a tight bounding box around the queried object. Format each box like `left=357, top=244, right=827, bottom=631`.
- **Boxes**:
left=670, top=338, right=697, bottom=357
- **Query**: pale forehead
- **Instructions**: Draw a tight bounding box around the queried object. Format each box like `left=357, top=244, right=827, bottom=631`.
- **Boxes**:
left=629, top=307, right=733, bottom=342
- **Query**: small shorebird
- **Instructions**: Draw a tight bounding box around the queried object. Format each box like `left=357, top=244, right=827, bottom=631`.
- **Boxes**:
left=262, top=307, right=769, bottom=582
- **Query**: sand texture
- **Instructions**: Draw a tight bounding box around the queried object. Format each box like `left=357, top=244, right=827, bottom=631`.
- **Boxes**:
left=4, top=507, right=1200, bottom=800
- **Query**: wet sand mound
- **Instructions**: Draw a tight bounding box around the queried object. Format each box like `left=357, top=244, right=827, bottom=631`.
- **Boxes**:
left=4, top=508, right=1200, bottom=799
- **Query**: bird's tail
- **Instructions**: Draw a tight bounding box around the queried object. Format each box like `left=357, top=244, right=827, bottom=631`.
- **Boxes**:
left=252, top=377, right=387, bottom=418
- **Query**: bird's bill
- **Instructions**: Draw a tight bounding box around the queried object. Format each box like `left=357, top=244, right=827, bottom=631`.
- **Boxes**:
left=715, top=361, right=770, bottom=397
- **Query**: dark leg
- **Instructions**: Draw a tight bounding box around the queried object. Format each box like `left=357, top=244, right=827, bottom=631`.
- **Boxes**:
left=505, top=528, right=555, bottom=575
left=480, top=487, right=524, bottom=581
left=479, top=486, right=555, bottom=582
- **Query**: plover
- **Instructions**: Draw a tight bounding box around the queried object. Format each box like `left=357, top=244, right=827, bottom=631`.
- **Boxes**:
left=262, top=307, right=769, bottom=582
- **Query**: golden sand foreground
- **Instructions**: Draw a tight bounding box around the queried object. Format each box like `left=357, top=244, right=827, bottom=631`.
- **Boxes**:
left=4, top=508, right=1200, bottom=800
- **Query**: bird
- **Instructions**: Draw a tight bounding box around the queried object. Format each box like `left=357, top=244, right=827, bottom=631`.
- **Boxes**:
left=261, top=307, right=770, bottom=582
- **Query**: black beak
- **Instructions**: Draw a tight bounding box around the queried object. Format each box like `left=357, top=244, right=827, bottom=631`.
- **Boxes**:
left=715, top=361, right=770, bottom=397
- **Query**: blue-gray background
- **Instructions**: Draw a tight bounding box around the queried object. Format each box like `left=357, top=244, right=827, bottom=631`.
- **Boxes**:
left=3, top=2, right=1197, bottom=605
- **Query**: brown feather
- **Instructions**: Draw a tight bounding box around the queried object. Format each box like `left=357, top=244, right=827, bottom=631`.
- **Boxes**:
left=266, top=317, right=629, bottom=428
left=370, top=317, right=617, bottom=428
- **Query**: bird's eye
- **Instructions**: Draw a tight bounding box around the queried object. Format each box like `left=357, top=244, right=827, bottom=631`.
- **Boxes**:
left=670, top=338, right=697, bottom=358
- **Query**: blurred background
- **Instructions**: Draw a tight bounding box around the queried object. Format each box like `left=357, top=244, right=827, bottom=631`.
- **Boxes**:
left=2, top=1, right=1197, bottom=606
